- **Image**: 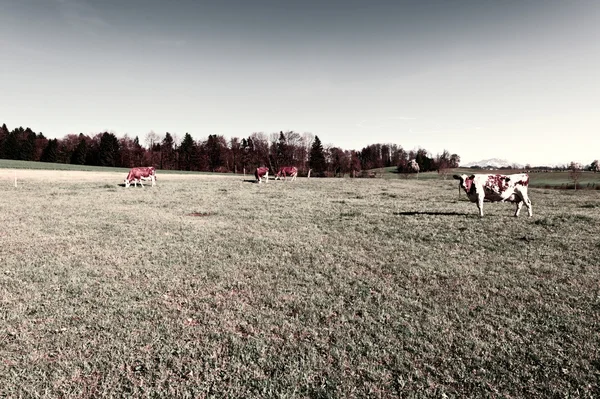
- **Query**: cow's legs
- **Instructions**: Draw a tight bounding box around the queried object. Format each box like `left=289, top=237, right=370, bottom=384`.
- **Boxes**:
left=524, top=196, right=533, bottom=217
left=477, top=196, right=484, bottom=217
left=515, top=190, right=533, bottom=217
left=515, top=200, right=523, bottom=217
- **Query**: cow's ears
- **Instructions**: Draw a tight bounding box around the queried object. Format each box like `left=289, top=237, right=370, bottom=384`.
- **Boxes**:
left=452, top=175, right=461, bottom=180
left=469, top=175, right=476, bottom=180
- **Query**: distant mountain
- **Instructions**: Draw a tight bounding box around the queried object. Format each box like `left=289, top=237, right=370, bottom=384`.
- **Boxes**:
left=462, top=158, right=524, bottom=169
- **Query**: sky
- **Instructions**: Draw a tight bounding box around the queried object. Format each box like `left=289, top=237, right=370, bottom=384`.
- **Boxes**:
left=1, top=0, right=599, bottom=166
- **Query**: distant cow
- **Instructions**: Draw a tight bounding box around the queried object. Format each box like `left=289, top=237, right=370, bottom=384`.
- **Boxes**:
left=408, top=159, right=420, bottom=173
left=275, top=166, right=298, bottom=181
left=125, top=166, right=156, bottom=188
left=453, top=173, right=532, bottom=217
left=255, top=167, right=269, bottom=184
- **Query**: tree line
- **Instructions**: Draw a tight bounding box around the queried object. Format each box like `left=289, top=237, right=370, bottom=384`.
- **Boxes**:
left=0, top=123, right=460, bottom=176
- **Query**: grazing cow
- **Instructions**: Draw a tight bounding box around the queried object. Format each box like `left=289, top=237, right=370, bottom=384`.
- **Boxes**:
left=453, top=173, right=533, bottom=217
left=275, top=166, right=298, bottom=181
left=125, top=166, right=156, bottom=188
left=255, top=167, right=269, bottom=184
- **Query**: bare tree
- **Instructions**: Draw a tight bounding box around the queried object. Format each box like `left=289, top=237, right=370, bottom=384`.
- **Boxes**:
left=568, top=161, right=582, bottom=190
left=590, top=159, right=599, bottom=173
left=144, top=131, right=160, bottom=149
left=436, top=150, right=451, bottom=179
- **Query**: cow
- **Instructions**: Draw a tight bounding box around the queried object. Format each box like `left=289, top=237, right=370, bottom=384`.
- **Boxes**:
left=255, top=167, right=269, bottom=184
left=275, top=166, right=298, bottom=181
left=124, top=166, right=156, bottom=188
left=408, top=159, right=420, bottom=173
left=453, top=173, right=533, bottom=217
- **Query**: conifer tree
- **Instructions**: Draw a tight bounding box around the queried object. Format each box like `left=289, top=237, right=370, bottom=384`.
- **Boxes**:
left=41, top=139, right=59, bottom=163
left=19, top=129, right=37, bottom=161
left=178, top=133, right=195, bottom=171
left=70, top=135, right=88, bottom=165
left=309, top=135, right=326, bottom=175
left=3, top=131, right=20, bottom=160
left=0, top=123, right=9, bottom=158
left=98, top=132, right=120, bottom=167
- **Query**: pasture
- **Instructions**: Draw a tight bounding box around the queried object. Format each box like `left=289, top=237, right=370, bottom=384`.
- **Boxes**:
left=0, top=169, right=599, bottom=397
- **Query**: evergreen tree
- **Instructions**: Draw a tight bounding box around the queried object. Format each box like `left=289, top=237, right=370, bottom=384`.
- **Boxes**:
left=19, top=129, right=37, bottom=161
left=0, top=123, right=9, bottom=158
left=70, top=135, right=88, bottom=165
left=40, top=139, right=59, bottom=163
left=276, top=131, right=288, bottom=168
left=309, top=135, right=326, bottom=175
left=98, top=132, right=120, bottom=167
left=4, top=131, right=20, bottom=160
left=415, top=148, right=434, bottom=172
left=161, top=132, right=175, bottom=169
left=132, top=136, right=145, bottom=166
left=195, top=141, right=210, bottom=171
left=178, top=133, right=195, bottom=171
left=206, top=134, right=226, bottom=172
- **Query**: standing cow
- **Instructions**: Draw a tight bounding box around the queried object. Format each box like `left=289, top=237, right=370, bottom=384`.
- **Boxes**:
left=453, top=173, right=533, bottom=217
left=125, top=166, right=156, bottom=188
left=255, top=167, right=269, bottom=184
left=275, top=166, right=298, bottom=181
left=408, top=159, right=420, bottom=173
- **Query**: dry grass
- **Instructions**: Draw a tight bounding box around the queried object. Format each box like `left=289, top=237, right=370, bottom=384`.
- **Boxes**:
left=0, top=170, right=599, bottom=398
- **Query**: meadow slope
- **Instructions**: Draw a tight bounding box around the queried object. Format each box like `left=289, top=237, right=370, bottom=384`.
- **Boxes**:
left=0, top=171, right=598, bottom=398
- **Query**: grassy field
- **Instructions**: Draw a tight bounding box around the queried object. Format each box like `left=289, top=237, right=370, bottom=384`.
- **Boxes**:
left=0, top=159, right=232, bottom=176
left=382, top=166, right=600, bottom=189
left=0, top=169, right=599, bottom=397
left=3, top=159, right=600, bottom=188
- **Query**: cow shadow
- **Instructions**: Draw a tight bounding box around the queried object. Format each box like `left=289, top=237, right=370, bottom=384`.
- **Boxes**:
left=393, top=211, right=467, bottom=216
left=243, top=179, right=261, bottom=184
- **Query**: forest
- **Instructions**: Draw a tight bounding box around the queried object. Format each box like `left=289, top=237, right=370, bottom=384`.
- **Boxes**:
left=0, top=123, right=460, bottom=177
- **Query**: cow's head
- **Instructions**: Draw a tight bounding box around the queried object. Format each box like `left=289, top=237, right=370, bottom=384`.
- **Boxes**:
left=453, top=174, right=475, bottom=194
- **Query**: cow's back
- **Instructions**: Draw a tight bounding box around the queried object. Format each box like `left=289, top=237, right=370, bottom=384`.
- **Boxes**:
left=480, top=173, right=529, bottom=202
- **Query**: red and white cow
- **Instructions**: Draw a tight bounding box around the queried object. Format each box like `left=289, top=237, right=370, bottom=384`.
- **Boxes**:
left=125, top=166, right=156, bottom=188
left=275, top=166, right=298, bottom=181
left=255, top=167, right=269, bottom=184
left=453, top=173, right=532, bottom=217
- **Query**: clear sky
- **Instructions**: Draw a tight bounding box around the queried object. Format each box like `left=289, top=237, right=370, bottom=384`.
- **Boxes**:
left=1, top=0, right=598, bottom=166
